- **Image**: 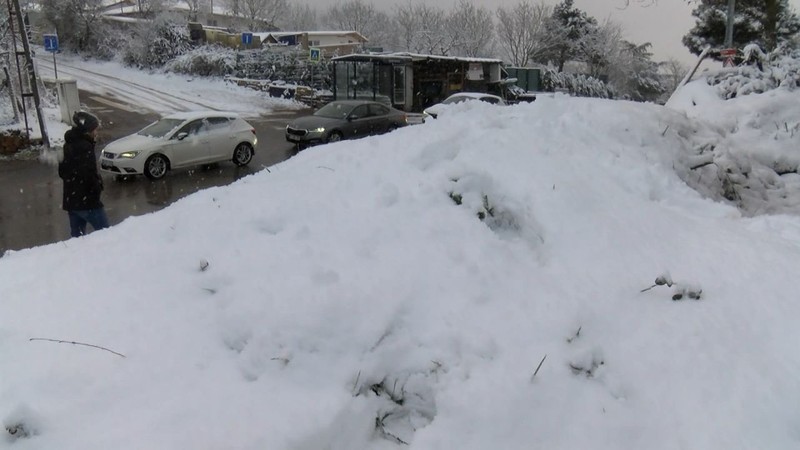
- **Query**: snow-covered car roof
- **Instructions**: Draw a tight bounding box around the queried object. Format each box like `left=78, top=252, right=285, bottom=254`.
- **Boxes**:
left=162, top=111, right=242, bottom=121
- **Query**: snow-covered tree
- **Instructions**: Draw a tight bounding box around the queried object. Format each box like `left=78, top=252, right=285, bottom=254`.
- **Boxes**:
left=324, top=0, right=393, bottom=49
left=277, top=3, right=318, bottom=31
left=542, top=0, right=598, bottom=72
left=495, top=0, right=554, bottom=66
left=447, top=0, right=495, bottom=57
left=579, top=18, right=623, bottom=78
left=611, top=41, right=665, bottom=101
left=683, top=0, right=800, bottom=57
left=123, top=17, right=192, bottom=68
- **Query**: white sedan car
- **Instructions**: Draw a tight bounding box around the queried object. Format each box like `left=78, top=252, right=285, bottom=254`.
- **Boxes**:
left=422, top=92, right=507, bottom=121
left=99, top=111, right=257, bottom=180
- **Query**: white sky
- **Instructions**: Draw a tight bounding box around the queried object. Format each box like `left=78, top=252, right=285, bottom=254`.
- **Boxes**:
left=2, top=55, right=800, bottom=448
left=314, top=0, right=800, bottom=65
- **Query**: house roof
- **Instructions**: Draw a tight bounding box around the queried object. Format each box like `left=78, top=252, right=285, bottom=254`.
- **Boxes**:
left=332, top=52, right=503, bottom=65
left=255, top=31, right=369, bottom=43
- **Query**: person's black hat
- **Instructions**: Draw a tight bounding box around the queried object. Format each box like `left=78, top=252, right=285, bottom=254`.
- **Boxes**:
left=73, top=111, right=100, bottom=133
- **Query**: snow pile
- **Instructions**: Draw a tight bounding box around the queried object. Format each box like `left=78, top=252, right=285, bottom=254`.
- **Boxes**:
left=667, top=75, right=800, bottom=216
left=2, top=95, right=800, bottom=449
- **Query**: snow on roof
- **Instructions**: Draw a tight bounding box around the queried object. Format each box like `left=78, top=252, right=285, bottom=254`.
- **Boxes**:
left=261, top=31, right=368, bottom=41
left=333, top=52, right=503, bottom=64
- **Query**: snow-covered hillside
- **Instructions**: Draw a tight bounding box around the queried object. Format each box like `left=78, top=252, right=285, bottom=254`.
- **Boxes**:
left=1, top=74, right=800, bottom=449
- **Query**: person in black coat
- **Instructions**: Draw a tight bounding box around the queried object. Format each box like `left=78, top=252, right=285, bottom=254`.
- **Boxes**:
left=58, top=111, right=109, bottom=238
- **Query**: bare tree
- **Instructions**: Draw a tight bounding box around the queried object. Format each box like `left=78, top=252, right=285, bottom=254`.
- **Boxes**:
left=278, top=3, right=318, bottom=30
left=185, top=0, right=202, bottom=21
left=135, top=0, right=166, bottom=17
left=447, top=0, right=495, bottom=57
left=495, top=0, right=554, bottom=66
left=393, top=2, right=452, bottom=55
left=325, top=0, right=392, bottom=49
left=224, top=0, right=240, bottom=16
left=41, top=0, right=105, bottom=51
left=660, top=57, right=688, bottom=93
left=241, top=0, right=287, bottom=26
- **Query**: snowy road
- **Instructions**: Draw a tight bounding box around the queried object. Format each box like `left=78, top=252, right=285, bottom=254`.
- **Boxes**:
left=33, top=50, right=295, bottom=117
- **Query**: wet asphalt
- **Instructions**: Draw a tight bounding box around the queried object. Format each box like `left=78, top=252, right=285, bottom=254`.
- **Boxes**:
left=0, top=92, right=309, bottom=254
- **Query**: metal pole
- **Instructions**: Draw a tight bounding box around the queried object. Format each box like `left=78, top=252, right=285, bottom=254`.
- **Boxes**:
left=53, top=52, right=58, bottom=79
left=724, top=0, right=736, bottom=48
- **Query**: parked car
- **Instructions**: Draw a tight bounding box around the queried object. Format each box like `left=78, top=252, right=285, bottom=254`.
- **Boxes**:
left=422, top=92, right=507, bottom=121
left=285, top=100, right=408, bottom=146
left=505, top=84, right=537, bottom=104
left=99, top=111, right=257, bottom=180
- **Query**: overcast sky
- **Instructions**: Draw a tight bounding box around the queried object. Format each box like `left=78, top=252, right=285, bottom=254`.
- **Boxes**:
left=315, top=0, right=800, bottom=66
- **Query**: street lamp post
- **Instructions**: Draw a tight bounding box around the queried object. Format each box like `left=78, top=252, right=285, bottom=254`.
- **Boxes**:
left=724, top=0, right=736, bottom=48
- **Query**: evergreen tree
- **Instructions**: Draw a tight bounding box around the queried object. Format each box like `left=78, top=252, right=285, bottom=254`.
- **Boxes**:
left=683, top=0, right=800, bottom=58
left=542, top=0, right=598, bottom=72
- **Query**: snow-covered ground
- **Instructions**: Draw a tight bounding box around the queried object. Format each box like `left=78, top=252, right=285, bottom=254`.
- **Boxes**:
left=1, top=58, right=800, bottom=449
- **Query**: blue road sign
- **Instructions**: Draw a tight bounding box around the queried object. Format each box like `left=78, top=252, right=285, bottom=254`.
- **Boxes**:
left=241, top=33, right=253, bottom=46
left=309, top=47, right=321, bottom=62
left=43, top=34, right=58, bottom=52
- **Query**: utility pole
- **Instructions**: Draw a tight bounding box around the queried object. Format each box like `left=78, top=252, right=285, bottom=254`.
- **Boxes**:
left=5, top=0, right=48, bottom=146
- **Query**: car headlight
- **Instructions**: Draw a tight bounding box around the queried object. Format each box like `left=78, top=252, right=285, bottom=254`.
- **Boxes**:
left=118, top=151, right=140, bottom=159
left=311, top=127, right=325, bottom=133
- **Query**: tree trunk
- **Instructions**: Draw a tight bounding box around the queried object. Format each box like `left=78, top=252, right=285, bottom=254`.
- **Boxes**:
left=764, top=0, right=779, bottom=50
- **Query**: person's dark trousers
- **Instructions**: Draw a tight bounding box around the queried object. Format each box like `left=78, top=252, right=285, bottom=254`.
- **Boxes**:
left=68, top=209, right=110, bottom=238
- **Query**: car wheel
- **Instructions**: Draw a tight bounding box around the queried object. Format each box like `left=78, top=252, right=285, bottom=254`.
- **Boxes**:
left=144, top=154, right=169, bottom=180
left=327, top=131, right=343, bottom=143
left=232, top=143, right=254, bottom=166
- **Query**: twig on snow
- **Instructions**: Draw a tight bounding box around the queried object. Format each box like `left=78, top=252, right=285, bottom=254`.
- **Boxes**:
left=29, top=338, right=126, bottom=358
left=530, top=354, right=547, bottom=382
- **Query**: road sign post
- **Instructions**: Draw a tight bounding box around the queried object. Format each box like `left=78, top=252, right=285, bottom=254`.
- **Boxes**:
left=309, top=48, right=321, bottom=92
left=43, top=34, right=59, bottom=78
left=721, top=48, right=737, bottom=67
left=241, top=32, right=253, bottom=49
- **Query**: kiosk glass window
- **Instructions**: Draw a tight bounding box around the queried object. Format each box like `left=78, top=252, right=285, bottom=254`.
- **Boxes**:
left=393, top=66, right=406, bottom=105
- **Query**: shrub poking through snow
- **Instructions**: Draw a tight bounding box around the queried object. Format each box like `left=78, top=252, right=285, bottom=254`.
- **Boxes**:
left=640, top=273, right=702, bottom=301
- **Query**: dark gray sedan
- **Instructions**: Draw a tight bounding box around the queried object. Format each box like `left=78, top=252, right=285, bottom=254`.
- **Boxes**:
left=285, top=100, right=408, bottom=146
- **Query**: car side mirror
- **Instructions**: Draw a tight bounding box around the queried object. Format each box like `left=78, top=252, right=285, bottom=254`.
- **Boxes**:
left=177, top=132, right=189, bottom=140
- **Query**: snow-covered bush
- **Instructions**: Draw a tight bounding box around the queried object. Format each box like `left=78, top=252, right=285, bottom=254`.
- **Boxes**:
left=164, top=45, right=236, bottom=77
left=122, top=18, right=192, bottom=69
left=541, top=68, right=614, bottom=98
left=707, top=44, right=800, bottom=99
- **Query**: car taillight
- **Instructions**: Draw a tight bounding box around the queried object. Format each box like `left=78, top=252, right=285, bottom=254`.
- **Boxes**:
left=402, top=114, right=408, bottom=124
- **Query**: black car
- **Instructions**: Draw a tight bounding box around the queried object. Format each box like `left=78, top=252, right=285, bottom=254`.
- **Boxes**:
left=286, top=100, right=408, bottom=146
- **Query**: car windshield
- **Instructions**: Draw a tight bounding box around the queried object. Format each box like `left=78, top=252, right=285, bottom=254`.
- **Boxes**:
left=314, top=102, right=357, bottom=119
left=137, top=118, right=184, bottom=138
